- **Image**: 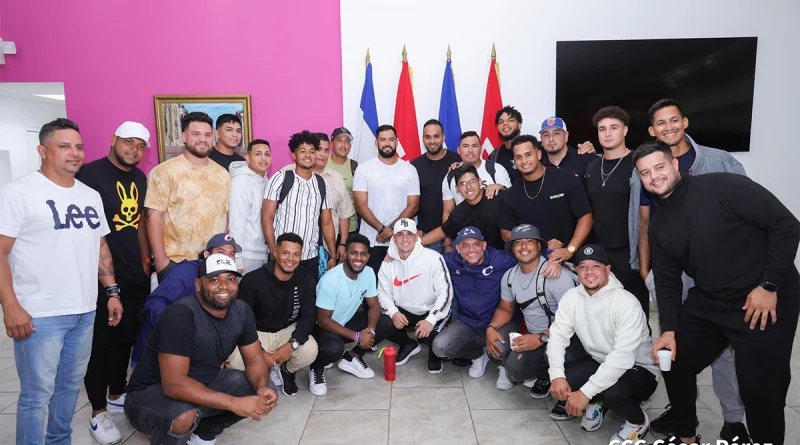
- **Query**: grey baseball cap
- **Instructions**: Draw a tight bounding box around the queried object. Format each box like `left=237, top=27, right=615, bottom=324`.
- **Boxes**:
left=504, top=224, right=547, bottom=254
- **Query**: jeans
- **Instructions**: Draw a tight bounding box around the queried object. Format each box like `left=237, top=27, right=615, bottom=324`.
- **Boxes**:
left=125, top=369, right=255, bottom=444
left=495, top=324, right=586, bottom=383
left=15, top=311, right=96, bottom=445
left=386, top=307, right=448, bottom=351
left=431, top=319, right=486, bottom=360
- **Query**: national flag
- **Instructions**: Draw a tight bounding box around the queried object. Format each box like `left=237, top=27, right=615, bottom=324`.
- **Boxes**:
left=393, top=46, right=421, bottom=160
left=438, top=53, right=462, bottom=152
left=479, top=44, right=503, bottom=159
left=352, top=50, right=380, bottom=163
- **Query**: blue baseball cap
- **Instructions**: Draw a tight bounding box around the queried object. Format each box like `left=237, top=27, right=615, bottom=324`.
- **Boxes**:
left=540, top=117, right=567, bottom=133
left=206, top=233, right=242, bottom=253
left=454, top=226, right=484, bottom=245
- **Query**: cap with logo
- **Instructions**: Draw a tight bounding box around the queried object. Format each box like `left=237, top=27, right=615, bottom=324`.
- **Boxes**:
left=393, top=218, right=417, bottom=234
left=504, top=224, right=547, bottom=254
left=454, top=226, right=484, bottom=245
left=575, top=244, right=610, bottom=266
left=115, top=121, right=151, bottom=147
left=539, top=117, right=567, bottom=134
left=331, top=127, right=353, bottom=143
left=206, top=233, right=242, bottom=253
left=197, top=254, right=242, bottom=278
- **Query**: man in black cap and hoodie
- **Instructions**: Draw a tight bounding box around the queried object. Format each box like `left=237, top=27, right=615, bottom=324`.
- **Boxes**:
left=227, top=232, right=318, bottom=397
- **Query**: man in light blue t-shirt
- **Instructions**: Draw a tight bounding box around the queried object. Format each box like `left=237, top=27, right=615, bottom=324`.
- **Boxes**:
left=308, top=233, right=394, bottom=396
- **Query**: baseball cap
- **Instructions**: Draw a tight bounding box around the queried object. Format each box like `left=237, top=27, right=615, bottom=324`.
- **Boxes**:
left=539, top=117, right=567, bottom=134
left=575, top=244, right=610, bottom=266
left=393, top=218, right=417, bottom=234
left=504, top=224, right=547, bottom=254
left=331, top=127, right=353, bottom=143
left=453, top=226, right=484, bottom=245
left=115, top=121, right=151, bottom=147
left=197, top=254, right=242, bottom=279
left=206, top=233, right=242, bottom=253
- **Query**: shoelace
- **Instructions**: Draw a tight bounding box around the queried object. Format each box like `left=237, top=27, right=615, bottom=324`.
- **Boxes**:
left=97, top=412, right=115, bottom=430
left=313, top=369, right=326, bottom=384
left=355, top=356, right=368, bottom=369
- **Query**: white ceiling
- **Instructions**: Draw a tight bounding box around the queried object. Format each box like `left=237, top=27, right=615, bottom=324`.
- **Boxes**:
left=0, top=82, right=65, bottom=104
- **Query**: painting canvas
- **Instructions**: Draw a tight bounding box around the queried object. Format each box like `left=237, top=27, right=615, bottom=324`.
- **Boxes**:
left=154, top=95, right=253, bottom=163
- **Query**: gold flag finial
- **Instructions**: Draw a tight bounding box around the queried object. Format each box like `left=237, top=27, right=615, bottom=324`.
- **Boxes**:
left=366, top=48, right=370, bottom=67
left=491, top=43, right=496, bottom=60
left=402, top=45, right=407, bottom=62
left=447, top=44, right=452, bottom=61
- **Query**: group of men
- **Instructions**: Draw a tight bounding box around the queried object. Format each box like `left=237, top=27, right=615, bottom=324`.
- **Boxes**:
left=0, top=96, right=797, bottom=445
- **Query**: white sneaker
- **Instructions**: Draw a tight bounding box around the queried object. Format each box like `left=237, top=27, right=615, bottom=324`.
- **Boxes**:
left=523, top=378, right=536, bottom=388
left=89, top=412, right=122, bottom=444
left=270, top=364, right=283, bottom=387
left=468, top=349, right=490, bottom=379
left=495, top=366, right=513, bottom=390
left=105, top=393, right=125, bottom=415
left=309, top=368, right=327, bottom=396
left=610, top=412, right=649, bottom=443
left=337, top=354, right=375, bottom=379
left=581, top=401, right=605, bottom=432
left=187, top=434, right=217, bottom=445
left=324, top=363, right=334, bottom=369
left=640, top=397, right=652, bottom=411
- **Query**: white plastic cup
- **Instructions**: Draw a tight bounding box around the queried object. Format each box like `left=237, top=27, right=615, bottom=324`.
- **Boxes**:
left=657, top=349, right=673, bottom=371
left=508, top=332, right=521, bottom=351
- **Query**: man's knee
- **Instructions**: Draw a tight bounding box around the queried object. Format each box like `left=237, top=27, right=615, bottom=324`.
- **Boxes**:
left=290, top=337, right=319, bottom=371
left=171, top=409, right=199, bottom=435
left=431, top=330, right=452, bottom=358
left=317, top=335, right=345, bottom=362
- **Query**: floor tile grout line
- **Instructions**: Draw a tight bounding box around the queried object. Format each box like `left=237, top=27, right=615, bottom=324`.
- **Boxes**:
left=387, top=382, right=393, bottom=445
left=297, top=394, right=317, bottom=445
left=459, top=369, right=481, bottom=444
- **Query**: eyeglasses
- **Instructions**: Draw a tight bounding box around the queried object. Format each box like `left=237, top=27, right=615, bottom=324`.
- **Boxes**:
left=457, top=179, right=479, bottom=188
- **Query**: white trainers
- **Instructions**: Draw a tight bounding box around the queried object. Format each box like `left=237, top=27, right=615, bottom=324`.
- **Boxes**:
left=523, top=378, right=536, bottom=388
left=187, top=434, right=217, bottom=445
left=105, top=393, right=125, bottom=415
left=495, top=366, right=513, bottom=390
left=89, top=412, right=122, bottom=444
left=610, top=412, right=650, bottom=443
left=468, top=349, right=490, bottom=379
left=269, top=364, right=283, bottom=387
left=338, top=354, right=375, bottom=379
left=309, top=368, right=327, bottom=396
left=581, top=401, right=605, bottom=432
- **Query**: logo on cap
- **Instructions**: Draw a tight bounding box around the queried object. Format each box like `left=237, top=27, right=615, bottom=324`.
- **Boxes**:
left=584, top=247, right=594, bottom=255
left=401, top=220, right=409, bottom=227
left=224, top=234, right=233, bottom=241
left=547, top=117, right=556, bottom=126
left=517, top=224, right=532, bottom=232
left=216, top=258, right=231, bottom=265
left=463, top=228, right=476, bottom=236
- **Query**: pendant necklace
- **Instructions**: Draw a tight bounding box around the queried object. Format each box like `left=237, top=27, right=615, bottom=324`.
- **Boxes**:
left=600, top=151, right=629, bottom=187
left=523, top=169, right=546, bottom=200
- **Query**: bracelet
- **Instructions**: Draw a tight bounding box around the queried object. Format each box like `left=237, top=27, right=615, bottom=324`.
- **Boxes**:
left=105, top=284, right=120, bottom=297
left=338, top=242, right=346, bottom=247
left=378, top=225, right=386, bottom=233
left=355, top=331, right=360, bottom=344
left=108, top=294, right=121, bottom=300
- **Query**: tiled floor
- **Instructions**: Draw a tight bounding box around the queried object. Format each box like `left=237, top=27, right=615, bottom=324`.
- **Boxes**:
left=2, top=315, right=800, bottom=444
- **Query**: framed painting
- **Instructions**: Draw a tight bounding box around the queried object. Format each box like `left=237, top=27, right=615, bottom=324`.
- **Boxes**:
left=154, top=95, right=253, bottom=163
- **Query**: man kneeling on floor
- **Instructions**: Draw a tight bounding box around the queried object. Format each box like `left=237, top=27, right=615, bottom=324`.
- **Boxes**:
left=124, top=254, right=277, bottom=445
left=307, top=233, right=395, bottom=395
left=547, top=245, right=658, bottom=443
left=378, top=218, right=453, bottom=373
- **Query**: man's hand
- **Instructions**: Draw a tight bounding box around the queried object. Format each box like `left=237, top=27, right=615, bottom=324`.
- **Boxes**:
left=541, top=261, right=562, bottom=279
left=107, top=298, right=123, bottom=326
left=231, top=395, right=270, bottom=421
left=548, top=247, right=573, bottom=264
left=511, top=333, right=542, bottom=353
left=484, top=184, right=505, bottom=199
left=576, top=141, right=596, bottom=154
left=262, top=350, right=276, bottom=367
left=326, top=258, right=336, bottom=271
left=383, top=252, right=395, bottom=264
left=640, top=268, right=650, bottom=282
left=550, top=377, right=571, bottom=401
left=743, top=285, right=778, bottom=330
left=392, top=312, right=409, bottom=329
left=485, top=327, right=505, bottom=358
left=547, top=239, right=564, bottom=251
left=271, top=343, right=293, bottom=364
left=565, top=390, right=590, bottom=416
left=257, top=386, right=278, bottom=416
left=3, top=302, right=34, bottom=339
left=154, top=256, right=170, bottom=273
left=376, top=227, right=393, bottom=244
left=358, top=329, right=375, bottom=348
left=337, top=245, right=347, bottom=263
left=415, top=320, right=434, bottom=339
left=448, top=161, right=462, bottom=172
left=651, top=331, right=676, bottom=364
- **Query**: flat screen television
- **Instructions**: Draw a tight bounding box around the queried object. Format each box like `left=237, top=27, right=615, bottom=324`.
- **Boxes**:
left=555, top=37, right=758, bottom=153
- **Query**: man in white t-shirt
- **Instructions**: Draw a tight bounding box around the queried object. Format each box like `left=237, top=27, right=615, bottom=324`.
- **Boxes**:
left=0, top=118, right=123, bottom=444
left=353, top=125, right=421, bottom=282
left=442, top=131, right=511, bottom=223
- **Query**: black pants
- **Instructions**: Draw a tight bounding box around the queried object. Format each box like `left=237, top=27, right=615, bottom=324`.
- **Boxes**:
left=606, top=247, right=649, bottom=315
left=310, top=310, right=395, bottom=369
left=662, top=290, right=799, bottom=444
left=386, top=307, right=446, bottom=350
left=299, top=256, right=320, bottom=285
left=366, top=246, right=389, bottom=285
left=565, top=355, right=657, bottom=424
left=84, top=291, right=146, bottom=411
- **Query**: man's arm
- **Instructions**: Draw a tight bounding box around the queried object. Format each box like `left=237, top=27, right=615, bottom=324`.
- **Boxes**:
left=292, top=277, right=317, bottom=344
left=421, top=227, right=446, bottom=246
left=425, top=256, right=453, bottom=324
left=98, top=237, right=123, bottom=326
left=260, top=199, right=278, bottom=258
left=228, top=178, right=251, bottom=270
left=487, top=298, right=514, bottom=330
left=146, top=209, right=169, bottom=272
left=442, top=199, right=455, bottom=224
left=353, top=191, right=383, bottom=233
left=0, top=235, right=33, bottom=339
left=316, top=307, right=358, bottom=342
left=637, top=205, right=651, bottom=278
left=377, top=266, right=400, bottom=319
left=239, top=340, right=269, bottom=391
left=364, top=295, right=382, bottom=331
left=138, top=212, right=152, bottom=275
left=320, top=209, right=337, bottom=264
left=546, top=294, right=575, bottom=382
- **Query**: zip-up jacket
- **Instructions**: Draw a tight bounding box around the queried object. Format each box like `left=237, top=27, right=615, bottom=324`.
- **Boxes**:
left=229, top=161, right=269, bottom=269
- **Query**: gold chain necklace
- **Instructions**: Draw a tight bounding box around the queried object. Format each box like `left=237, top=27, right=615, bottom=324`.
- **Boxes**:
left=523, top=169, right=546, bottom=200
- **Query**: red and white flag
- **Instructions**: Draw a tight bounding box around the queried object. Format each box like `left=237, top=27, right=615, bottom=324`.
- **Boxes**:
left=393, top=47, right=421, bottom=160
left=479, top=46, right=503, bottom=159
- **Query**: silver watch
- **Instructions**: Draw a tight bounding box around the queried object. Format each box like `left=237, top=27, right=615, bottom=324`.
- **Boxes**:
left=539, top=333, right=549, bottom=344
left=289, top=338, right=299, bottom=350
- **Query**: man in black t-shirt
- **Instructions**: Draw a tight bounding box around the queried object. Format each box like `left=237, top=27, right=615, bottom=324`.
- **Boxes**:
left=411, top=119, right=461, bottom=254
left=209, top=114, right=246, bottom=172
left=539, top=117, right=596, bottom=176
left=499, top=135, right=593, bottom=278
left=125, top=254, right=276, bottom=445
left=76, top=121, right=152, bottom=443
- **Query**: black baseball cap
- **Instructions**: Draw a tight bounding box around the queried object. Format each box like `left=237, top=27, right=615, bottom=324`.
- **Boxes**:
left=331, top=127, right=353, bottom=142
left=575, top=244, right=610, bottom=266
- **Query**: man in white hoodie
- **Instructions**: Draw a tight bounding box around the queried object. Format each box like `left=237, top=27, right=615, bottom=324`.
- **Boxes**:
left=547, top=245, right=658, bottom=444
left=228, top=139, right=272, bottom=274
left=378, top=218, right=453, bottom=374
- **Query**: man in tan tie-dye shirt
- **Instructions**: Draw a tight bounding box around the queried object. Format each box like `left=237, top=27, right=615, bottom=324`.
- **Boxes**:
left=145, top=112, right=231, bottom=280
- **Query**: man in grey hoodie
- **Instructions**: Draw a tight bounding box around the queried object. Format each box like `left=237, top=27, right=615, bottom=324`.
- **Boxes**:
left=229, top=139, right=272, bottom=274
left=627, top=99, right=749, bottom=442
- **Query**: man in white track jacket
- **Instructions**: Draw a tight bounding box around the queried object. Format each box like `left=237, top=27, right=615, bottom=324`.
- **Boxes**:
left=378, top=218, right=453, bottom=374
left=228, top=139, right=271, bottom=273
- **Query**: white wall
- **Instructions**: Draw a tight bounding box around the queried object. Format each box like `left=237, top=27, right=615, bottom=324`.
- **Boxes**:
left=0, top=95, right=66, bottom=184
left=341, top=0, right=800, bottom=219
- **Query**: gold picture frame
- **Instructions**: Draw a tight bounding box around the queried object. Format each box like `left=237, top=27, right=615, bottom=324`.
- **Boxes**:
left=153, top=95, right=253, bottom=163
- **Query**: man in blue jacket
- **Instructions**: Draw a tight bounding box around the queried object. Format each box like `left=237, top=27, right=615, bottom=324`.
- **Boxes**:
left=432, top=226, right=517, bottom=379
left=131, top=233, right=241, bottom=366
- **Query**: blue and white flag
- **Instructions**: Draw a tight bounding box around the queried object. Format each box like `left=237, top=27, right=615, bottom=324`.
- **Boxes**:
left=438, top=59, right=462, bottom=151
left=353, top=61, right=380, bottom=163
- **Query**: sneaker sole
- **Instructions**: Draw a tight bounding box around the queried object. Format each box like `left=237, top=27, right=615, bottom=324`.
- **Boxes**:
left=529, top=391, right=550, bottom=400
left=90, top=430, right=122, bottom=445
left=396, top=345, right=422, bottom=366
left=338, top=362, right=375, bottom=379
left=427, top=367, right=443, bottom=375
left=550, top=413, right=573, bottom=421
left=496, top=383, right=513, bottom=390
left=281, top=387, right=299, bottom=397
left=309, top=387, right=327, bottom=396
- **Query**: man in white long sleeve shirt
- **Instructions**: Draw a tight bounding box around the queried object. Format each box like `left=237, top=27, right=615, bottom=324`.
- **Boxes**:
left=228, top=139, right=272, bottom=273
left=547, top=245, right=658, bottom=444
left=378, top=218, right=453, bottom=374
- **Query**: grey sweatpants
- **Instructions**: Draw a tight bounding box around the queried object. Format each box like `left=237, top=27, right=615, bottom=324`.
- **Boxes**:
left=646, top=270, right=744, bottom=423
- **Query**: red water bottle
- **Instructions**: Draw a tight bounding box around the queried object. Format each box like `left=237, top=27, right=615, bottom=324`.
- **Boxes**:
left=379, top=346, right=397, bottom=381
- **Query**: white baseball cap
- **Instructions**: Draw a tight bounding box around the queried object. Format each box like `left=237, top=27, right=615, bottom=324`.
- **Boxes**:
left=115, top=121, right=151, bottom=147
left=393, top=218, right=417, bottom=234
left=197, top=254, right=242, bottom=278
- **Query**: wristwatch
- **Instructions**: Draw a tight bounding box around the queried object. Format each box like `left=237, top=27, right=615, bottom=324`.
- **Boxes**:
left=539, top=333, right=549, bottom=344
left=289, top=338, right=299, bottom=350
left=566, top=245, right=577, bottom=255
left=760, top=281, right=779, bottom=292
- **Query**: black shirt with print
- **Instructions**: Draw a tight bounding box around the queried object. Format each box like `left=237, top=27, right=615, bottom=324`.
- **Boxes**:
left=442, top=190, right=506, bottom=250
left=209, top=148, right=245, bottom=172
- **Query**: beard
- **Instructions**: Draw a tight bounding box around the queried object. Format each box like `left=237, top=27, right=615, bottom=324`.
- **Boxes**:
left=378, top=145, right=397, bottom=159
left=185, top=141, right=211, bottom=158
left=425, top=143, right=443, bottom=156
left=112, top=148, right=140, bottom=168
left=199, top=287, right=232, bottom=310
left=499, top=128, right=520, bottom=142
left=345, top=259, right=365, bottom=275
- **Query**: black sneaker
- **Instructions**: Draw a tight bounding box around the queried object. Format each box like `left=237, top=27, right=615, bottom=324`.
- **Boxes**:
left=280, top=364, right=298, bottom=397
left=452, top=358, right=472, bottom=367
left=427, top=350, right=443, bottom=374
left=549, top=400, right=573, bottom=421
left=720, top=422, right=750, bottom=444
left=396, top=341, right=422, bottom=366
left=530, top=378, right=550, bottom=399
left=651, top=405, right=699, bottom=435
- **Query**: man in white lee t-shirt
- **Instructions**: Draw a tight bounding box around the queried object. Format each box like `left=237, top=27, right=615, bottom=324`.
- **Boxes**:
left=353, top=125, right=420, bottom=282
left=0, top=118, right=123, bottom=444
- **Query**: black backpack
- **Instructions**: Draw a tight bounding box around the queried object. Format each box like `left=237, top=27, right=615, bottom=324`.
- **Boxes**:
left=278, top=170, right=327, bottom=209
left=446, top=160, right=497, bottom=189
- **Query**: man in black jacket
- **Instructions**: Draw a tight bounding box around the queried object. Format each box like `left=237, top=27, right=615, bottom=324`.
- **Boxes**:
left=227, top=232, right=318, bottom=396
left=634, top=140, right=800, bottom=445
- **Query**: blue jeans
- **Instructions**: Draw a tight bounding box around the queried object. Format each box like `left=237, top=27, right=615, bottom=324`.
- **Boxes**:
left=14, top=311, right=96, bottom=445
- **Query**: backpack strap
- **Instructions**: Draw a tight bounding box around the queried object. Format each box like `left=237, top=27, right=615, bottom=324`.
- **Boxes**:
left=489, top=146, right=500, bottom=163
left=278, top=170, right=295, bottom=205
left=485, top=159, right=497, bottom=183
left=349, top=159, right=358, bottom=177
left=314, top=173, right=327, bottom=210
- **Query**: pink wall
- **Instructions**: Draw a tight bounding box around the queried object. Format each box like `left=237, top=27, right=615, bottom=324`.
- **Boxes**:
left=0, top=0, right=343, bottom=173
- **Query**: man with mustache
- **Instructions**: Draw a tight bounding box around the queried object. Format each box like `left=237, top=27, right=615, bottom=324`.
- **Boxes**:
left=125, top=254, right=277, bottom=445
left=209, top=114, right=245, bottom=172
left=539, top=117, right=596, bottom=177
left=145, top=112, right=231, bottom=282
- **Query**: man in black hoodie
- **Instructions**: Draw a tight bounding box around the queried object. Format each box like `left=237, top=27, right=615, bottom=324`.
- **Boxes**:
left=634, top=140, right=800, bottom=445
left=227, top=233, right=318, bottom=396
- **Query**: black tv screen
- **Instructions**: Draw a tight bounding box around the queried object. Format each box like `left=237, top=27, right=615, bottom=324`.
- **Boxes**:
left=555, top=37, right=758, bottom=153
